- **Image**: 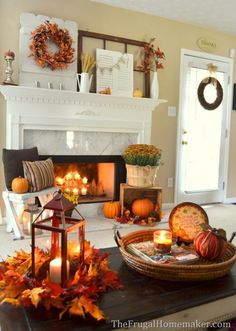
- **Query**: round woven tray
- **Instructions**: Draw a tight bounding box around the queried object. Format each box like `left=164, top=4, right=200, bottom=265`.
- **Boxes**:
left=115, top=229, right=236, bottom=282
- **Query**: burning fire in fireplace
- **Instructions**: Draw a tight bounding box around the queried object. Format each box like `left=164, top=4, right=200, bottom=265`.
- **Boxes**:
left=46, top=155, right=125, bottom=204
left=55, top=170, right=106, bottom=201
left=53, top=162, right=111, bottom=203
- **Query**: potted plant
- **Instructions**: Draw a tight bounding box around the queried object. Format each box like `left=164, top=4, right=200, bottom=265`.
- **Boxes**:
left=123, top=144, right=162, bottom=187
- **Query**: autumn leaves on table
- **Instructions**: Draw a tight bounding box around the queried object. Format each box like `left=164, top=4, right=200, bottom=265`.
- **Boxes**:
left=0, top=190, right=123, bottom=322
left=0, top=241, right=123, bottom=321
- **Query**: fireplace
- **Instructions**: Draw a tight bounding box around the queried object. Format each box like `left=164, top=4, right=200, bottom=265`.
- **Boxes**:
left=0, top=85, right=163, bottom=220
left=40, top=155, right=126, bottom=203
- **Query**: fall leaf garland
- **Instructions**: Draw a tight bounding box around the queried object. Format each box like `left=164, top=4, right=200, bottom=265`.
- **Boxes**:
left=0, top=241, right=123, bottom=321
left=29, top=21, right=75, bottom=70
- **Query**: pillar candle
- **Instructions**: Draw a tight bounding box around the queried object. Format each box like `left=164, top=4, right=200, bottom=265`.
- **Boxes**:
left=49, top=258, right=69, bottom=284
left=81, top=187, right=87, bottom=195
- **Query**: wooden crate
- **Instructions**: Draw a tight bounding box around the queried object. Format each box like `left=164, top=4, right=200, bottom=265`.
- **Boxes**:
left=120, top=183, right=162, bottom=215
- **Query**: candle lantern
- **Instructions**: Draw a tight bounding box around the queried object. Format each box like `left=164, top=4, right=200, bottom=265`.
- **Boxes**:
left=31, top=190, right=85, bottom=287
left=153, top=229, right=172, bottom=254
left=22, top=203, right=43, bottom=236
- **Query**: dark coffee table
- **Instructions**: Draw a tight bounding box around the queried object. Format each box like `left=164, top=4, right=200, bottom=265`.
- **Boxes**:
left=1, top=246, right=236, bottom=331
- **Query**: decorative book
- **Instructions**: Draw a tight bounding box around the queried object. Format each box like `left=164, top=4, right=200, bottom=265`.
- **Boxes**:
left=127, top=240, right=199, bottom=265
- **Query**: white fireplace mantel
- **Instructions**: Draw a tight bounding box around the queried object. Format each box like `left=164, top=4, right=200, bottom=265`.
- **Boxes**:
left=1, top=85, right=167, bottom=227
left=0, top=85, right=165, bottom=111
left=0, top=85, right=166, bottom=153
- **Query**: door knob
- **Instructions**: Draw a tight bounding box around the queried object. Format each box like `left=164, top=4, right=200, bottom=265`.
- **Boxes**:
left=182, top=141, right=188, bottom=145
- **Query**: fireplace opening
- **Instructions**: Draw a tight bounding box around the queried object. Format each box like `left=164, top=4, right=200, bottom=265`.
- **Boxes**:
left=40, top=155, right=126, bottom=203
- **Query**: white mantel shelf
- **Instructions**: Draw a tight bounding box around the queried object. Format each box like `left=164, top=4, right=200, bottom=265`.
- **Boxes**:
left=0, top=85, right=166, bottom=111
left=0, top=85, right=167, bottom=151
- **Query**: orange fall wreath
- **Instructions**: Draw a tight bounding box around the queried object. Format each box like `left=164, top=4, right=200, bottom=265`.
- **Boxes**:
left=29, top=20, right=75, bottom=70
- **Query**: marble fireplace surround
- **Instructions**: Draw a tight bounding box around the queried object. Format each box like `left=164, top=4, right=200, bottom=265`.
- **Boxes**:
left=0, top=85, right=164, bottom=216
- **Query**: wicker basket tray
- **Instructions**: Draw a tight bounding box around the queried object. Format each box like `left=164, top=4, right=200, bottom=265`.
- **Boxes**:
left=115, top=229, right=236, bottom=282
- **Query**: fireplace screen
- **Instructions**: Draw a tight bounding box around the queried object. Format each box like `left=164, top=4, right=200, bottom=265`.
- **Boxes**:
left=40, top=155, right=126, bottom=203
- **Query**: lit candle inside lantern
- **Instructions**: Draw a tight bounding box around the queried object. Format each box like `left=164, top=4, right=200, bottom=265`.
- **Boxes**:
left=74, top=246, right=80, bottom=255
left=153, top=229, right=172, bottom=253
left=81, top=187, right=87, bottom=195
left=72, top=188, right=79, bottom=195
left=82, top=177, right=88, bottom=184
left=49, top=258, right=70, bottom=284
left=65, top=188, right=70, bottom=193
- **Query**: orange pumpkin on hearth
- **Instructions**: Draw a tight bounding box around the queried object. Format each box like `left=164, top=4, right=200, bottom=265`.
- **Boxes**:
left=11, top=177, right=29, bottom=193
left=103, top=201, right=121, bottom=219
left=131, top=198, right=154, bottom=218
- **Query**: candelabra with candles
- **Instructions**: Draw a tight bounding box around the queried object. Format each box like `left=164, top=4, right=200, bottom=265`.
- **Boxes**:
left=55, top=172, right=88, bottom=196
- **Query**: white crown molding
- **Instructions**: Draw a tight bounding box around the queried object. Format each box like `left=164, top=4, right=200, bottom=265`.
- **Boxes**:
left=0, top=85, right=166, bottom=111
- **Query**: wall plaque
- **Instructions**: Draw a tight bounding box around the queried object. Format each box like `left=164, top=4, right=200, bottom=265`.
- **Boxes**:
left=197, top=37, right=217, bottom=52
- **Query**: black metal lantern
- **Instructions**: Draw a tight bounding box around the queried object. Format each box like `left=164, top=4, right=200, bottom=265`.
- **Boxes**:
left=31, top=191, right=85, bottom=287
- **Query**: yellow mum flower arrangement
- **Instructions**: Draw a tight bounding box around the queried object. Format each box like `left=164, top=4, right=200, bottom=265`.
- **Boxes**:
left=123, top=144, right=162, bottom=167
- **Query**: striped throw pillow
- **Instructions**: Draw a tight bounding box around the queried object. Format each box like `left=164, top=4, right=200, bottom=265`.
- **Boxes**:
left=23, top=158, right=54, bottom=192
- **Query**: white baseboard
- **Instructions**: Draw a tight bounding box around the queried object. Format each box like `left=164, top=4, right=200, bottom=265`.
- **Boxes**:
left=163, top=200, right=236, bottom=208
left=224, top=197, right=236, bottom=204
left=162, top=202, right=175, bottom=210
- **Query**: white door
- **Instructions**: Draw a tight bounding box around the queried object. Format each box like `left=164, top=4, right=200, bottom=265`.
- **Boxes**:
left=175, top=49, right=233, bottom=204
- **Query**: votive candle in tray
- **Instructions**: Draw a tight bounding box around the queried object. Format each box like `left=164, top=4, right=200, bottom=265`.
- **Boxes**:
left=153, top=229, right=172, bottom=254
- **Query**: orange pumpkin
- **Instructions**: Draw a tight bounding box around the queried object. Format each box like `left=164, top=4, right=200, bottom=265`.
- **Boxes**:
left=133, top=88, right=143, bottom=98
left=103, top=201, right=121, bottom=219
left=132, top=198, right=154, bottom=218
left=11, top=177, right=29, bottom=193
left=194, top=228, right=227, bottom=260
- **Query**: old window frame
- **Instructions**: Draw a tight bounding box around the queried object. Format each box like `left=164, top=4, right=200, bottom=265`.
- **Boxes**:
left=78, top=30, right=150, bottom=97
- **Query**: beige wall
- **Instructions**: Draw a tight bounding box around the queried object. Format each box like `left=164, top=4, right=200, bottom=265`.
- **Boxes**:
left=0, top=0, right=236, bottom=206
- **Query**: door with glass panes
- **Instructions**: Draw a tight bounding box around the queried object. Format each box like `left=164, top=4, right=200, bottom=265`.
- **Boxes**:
left=175, top=49, right=233, bottom=204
